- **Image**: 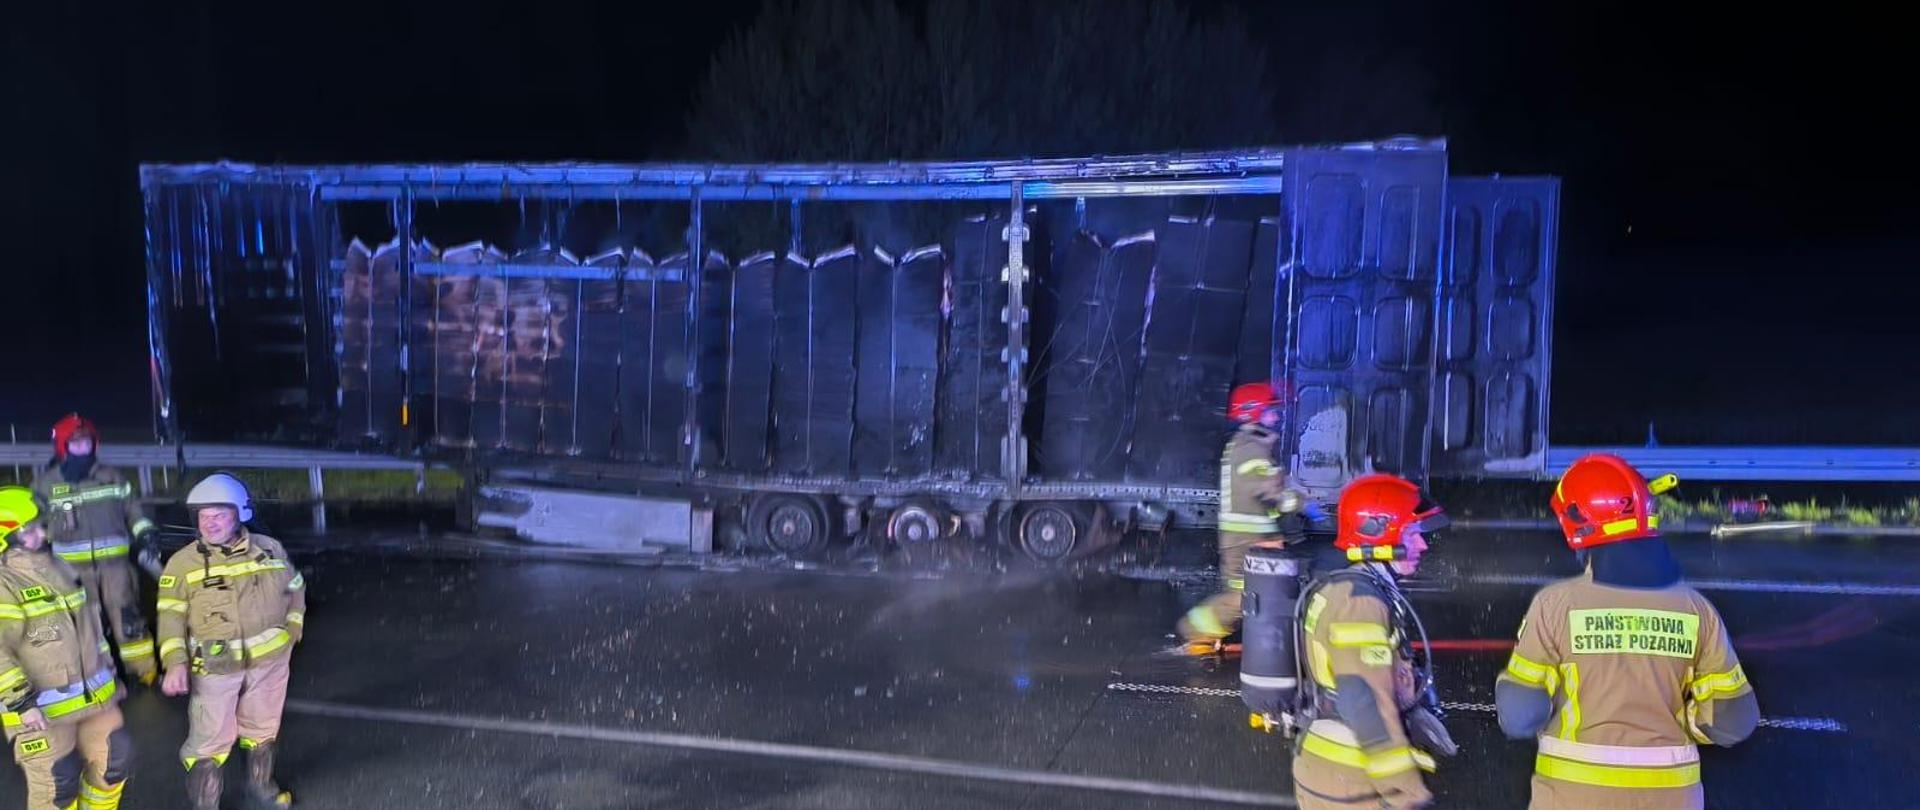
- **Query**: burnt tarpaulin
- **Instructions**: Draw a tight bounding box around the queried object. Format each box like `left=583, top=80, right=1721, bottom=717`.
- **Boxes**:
left=338, top=237, right=407, bottom=444
left=935, top=216, right=1010, bottom=481
left=503, top=247, right=573, bottom=453
left=854, top=245, right=943, bottom=479
left=619, top=252, right=689, bottom=465
left=1127, top=217, right=1256, bottom=486
left=692, top=251, right=735, bottom=470
left=723, top=252, right=777, bottom=472
left=544, top=248, right=624, bottom=456
left=1236, top=216, right=1287, bottom=387
left=429, top=242, right=508, bottom=448
left=770, top=247, right=858, bottom=476
left=1033, top=231, right=1157, bottom=481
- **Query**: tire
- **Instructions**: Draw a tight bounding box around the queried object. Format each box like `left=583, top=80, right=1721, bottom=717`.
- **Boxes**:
left=747, top=493, right=835, bottom=560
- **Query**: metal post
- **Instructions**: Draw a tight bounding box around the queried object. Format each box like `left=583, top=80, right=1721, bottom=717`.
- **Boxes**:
left=309, top=466, right=327, bottom=534
left=138, top=466, right=154, bottom=497
left=682, top=188, right=704, bottom=481
left=396, top=190, right=416, bottom=448
left=7, top=425, right=17, bottom=482
left=1001, top=184, right=1030, bottom=490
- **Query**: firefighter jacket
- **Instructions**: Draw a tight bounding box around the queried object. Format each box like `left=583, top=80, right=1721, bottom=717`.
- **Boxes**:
left=30, top=464, right=155, bottom=567
left=1219, top=423, right=1288, bottom=537
left=1497, top=571, right=1753, bottom=806
left=0, top=547, right=120, bottom=740
left=1296, top=570, right=1434, bottom=808
left=156, top=531, right=305, bottom=677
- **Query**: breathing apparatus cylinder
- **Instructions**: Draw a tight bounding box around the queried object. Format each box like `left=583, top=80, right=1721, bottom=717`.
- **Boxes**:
left=1239, top=543, right=1302, bottom=727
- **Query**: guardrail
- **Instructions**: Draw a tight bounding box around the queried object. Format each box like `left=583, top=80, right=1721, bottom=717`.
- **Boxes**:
left=0, top=442, right=428, bottom=532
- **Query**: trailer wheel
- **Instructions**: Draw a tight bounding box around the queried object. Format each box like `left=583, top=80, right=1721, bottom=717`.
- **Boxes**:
left=1015, top=502, right=1086, bottom=565
left=748, top=493, right=834, bottom=559
left=886, top=500, right=947, bottom=547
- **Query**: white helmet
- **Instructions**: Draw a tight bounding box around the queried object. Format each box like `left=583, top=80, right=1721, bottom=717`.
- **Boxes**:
left=186, top=473, right=253, bottom=522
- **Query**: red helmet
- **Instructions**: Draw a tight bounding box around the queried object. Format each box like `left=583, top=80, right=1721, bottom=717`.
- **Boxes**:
left=1228, top=381, right=1289, bottom=424
left=1551, top=454, right=1675, bottom=550
left=51, top=413, right=98, bottom=460
left=1334, top=474, right=1447, bottom=561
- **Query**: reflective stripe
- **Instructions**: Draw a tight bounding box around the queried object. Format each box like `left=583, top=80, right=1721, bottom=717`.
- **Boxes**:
left=1225, top=578, right=1244, bottom=592
left=1690, top=665, right=1749, bottom=701
left=1538, top=735, right=1698, bottom=767
left=159, top=638, right=186, bottom=660
left=1601, top=515, right=1660, bottom=537
left=1301, top=723, right=1437, bottom=776
left=1329, top=622, right=1391, bottom=648
left=183, top=752, right=230, bottom=769
left=1239, top=672, right=1297, bottom=690
left=1303, top=594, right=1328, bottom=635
left=157, top=598, right=188, bottom=614
left=131, top=518, right=156, bottom=536
left=120, top=639, right=156, bottom=660
left=45, top=483, right=133, bottom=508
left=185, top=559, right=289, bottom=585
left=56, top=542, right=131, bottom=563
left=1310, top=640, right=1335, bottom=688
left=288, top=573, right=305, bottom=591
left=1220, top=512, right=1280, bottom=533
left=2, top=589, right=88, bottom=620
left=1505, top=653, right=1551, bottom=686
left=286, top=611, right=305, bottom=625
left=1535, top=754, right=1700, bottom=789
left=1235, top=459, right=1278, bottom=476
left=1558, top=663, right=1582, bottom=741
left=0, top=666, right=25, bottom=692
left=245, top=628, right=293, bottom=659
left=37, top=668, right=116, bottom=718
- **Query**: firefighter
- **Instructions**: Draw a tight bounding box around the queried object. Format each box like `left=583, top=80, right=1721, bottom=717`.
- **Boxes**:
left=1496, top=454, right=1758, bottom=809
left=29, top=414, right=160, bottom=687
left=1177, top=381, right=1306, bottom=648
left=157, top=473, right=303, bottom=810
left=1291, top=474, right=1452, bottom=810
left=1, top=486, right=134, bottom=810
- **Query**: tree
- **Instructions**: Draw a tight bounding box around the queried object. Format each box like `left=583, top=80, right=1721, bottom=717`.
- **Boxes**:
left=685, top=0, right=1280, bottom=162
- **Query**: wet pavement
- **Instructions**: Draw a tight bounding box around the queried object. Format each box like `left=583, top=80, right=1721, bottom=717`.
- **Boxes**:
left=6, top=527, right=1918, bottom=808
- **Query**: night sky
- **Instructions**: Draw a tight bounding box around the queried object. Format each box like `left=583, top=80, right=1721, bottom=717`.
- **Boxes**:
left=5, top=1, right=1912, bottom=445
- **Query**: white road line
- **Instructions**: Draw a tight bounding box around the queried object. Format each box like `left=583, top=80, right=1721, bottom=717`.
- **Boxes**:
left=1105, top=684, right=1849, bottom=733
left=1464, top=572, right=1920, bottom=598
left=286, top=699, right=1297, bottom=807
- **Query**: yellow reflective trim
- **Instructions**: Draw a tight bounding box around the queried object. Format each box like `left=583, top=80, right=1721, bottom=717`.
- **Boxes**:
left=288, top=573, right=305, bottom=591
left=14, top=590, right=87, bottom=619
left=157, top=598, right=188, bottom=614
left=57, top=544, right=130, bottom=562
left=1365, top=747, right=1420, bottom=778
left=1303, top=593, right=1328, bottom=635
left=1329, top=623, right=1391, bottom=648
left=1311, top=640, right=1335, bottom=688
left=0, top=604, right=23, bottom=620
left=1535, top=754, right=1700, bottom=789
left=131, top=518, right=156, bottom=536
left=42, top=678, right=116, bottom=719
left=183, top=753, right=231, bottom=769
left=159, top=638, right=186, bottom=659
left=1301, top=731, right=1369, bottom=769
left=1558, top=663, right=1582, bottom=742
left=286, top=611, right=305, bottom=625
left=1235, top=459, right=1278, bottom=476
left=184, top=559, right=288, bottom=585
left=0, top=666, right=25, bottom=691
left=158, top=575, right=177, bottom=589
left=245, top=629, right=293, bottom=658
left=1225, top=578, right=1244, bottom=591
left=1690, top=665, right=1749, bottom=701
left=120, top=639, right=156, bottom=660
left=1505, top=653, right=1550, bottom=686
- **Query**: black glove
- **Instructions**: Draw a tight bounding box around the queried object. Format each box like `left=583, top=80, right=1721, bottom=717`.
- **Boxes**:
left=1277, top=513, right=1308, bottom=546
left=135, top=530, right=164, bottom=578
left=1404, top=706, right=1458, bottom=758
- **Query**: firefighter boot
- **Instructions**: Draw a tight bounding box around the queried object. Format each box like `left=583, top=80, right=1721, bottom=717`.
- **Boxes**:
left=186, top=760, right=222, bottom=810
left=246, top=742, right=294, bottom=809
left=79, top=779, right=127, bottom=810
